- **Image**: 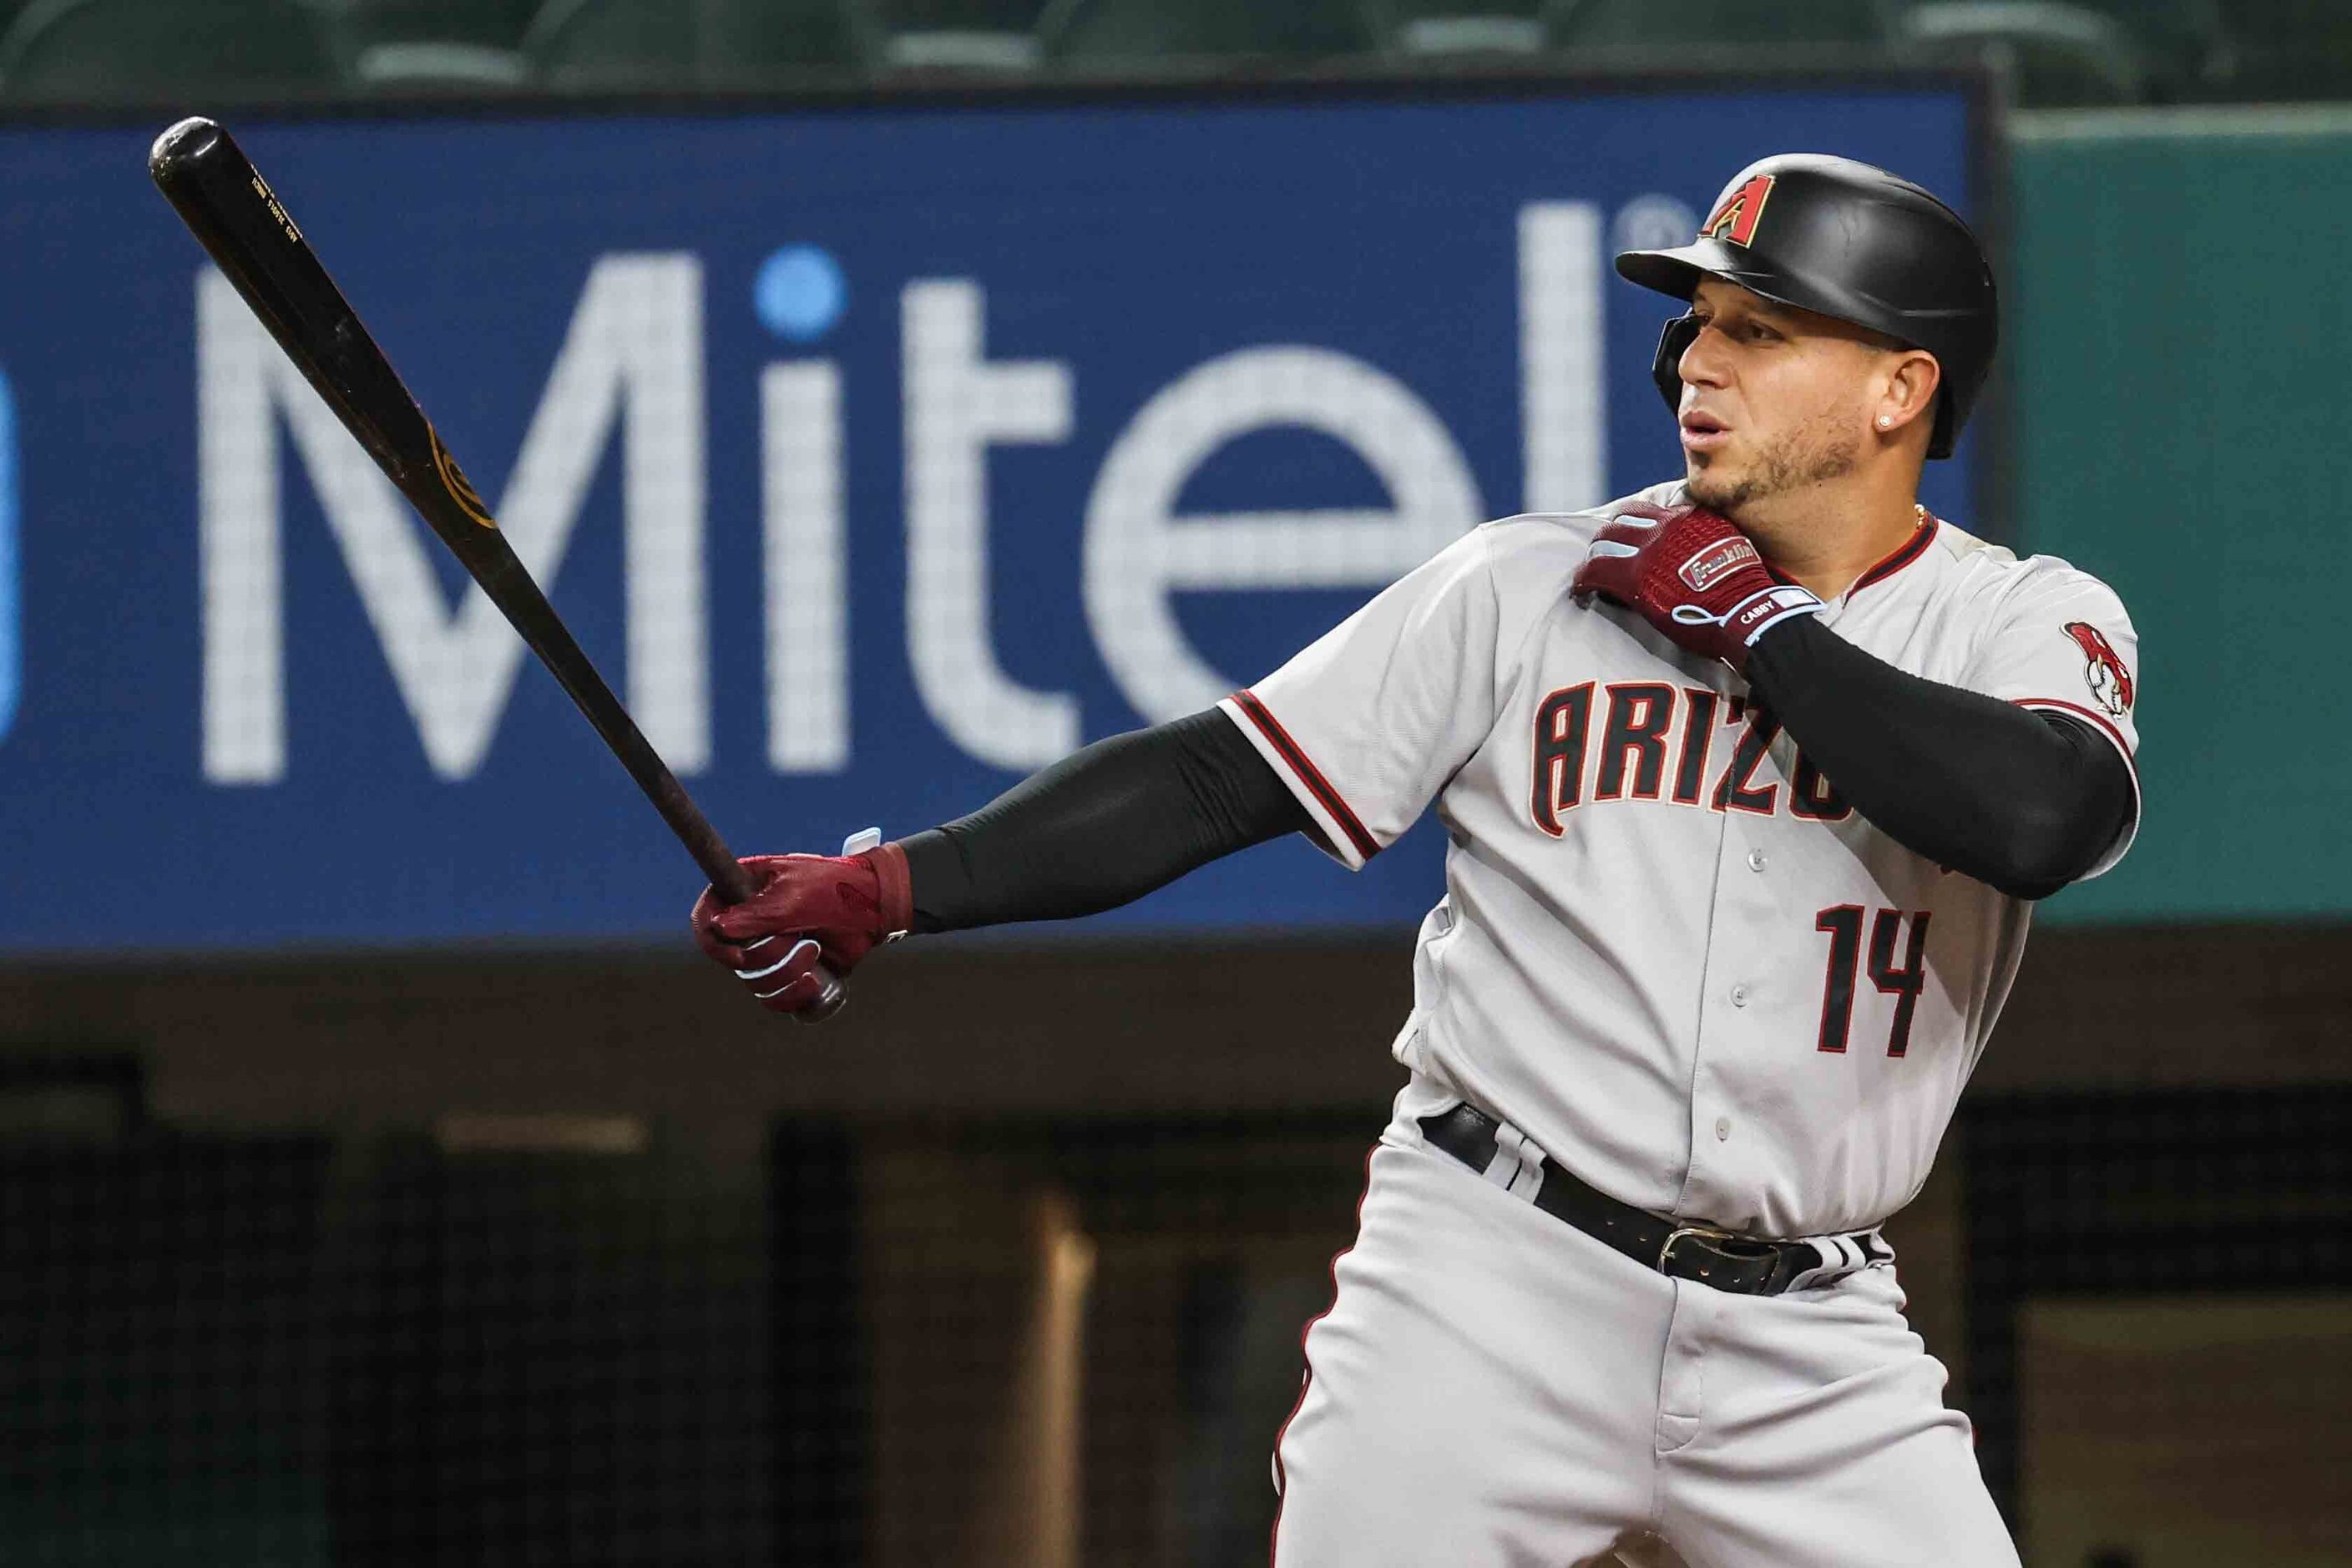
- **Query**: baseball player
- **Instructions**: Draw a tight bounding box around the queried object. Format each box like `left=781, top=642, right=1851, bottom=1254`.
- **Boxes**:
left=694, top=154, right=2140, bottom=1565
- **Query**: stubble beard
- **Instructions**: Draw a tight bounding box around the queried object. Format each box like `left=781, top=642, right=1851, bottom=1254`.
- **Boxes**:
left=1686, top=413, right=1863, bottom=517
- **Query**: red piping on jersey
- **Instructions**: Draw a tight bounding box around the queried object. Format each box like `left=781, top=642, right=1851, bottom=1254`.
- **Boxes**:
left=2014, top=697, right=2137, bottom=776
left=1851, top=514, right=1940, bottom=593
left=1232, top=690, right=1382, bottom=863
left=1763, top=515, right=1938, bottom=594
left=1268, top=1144, right=1378, bottom=1568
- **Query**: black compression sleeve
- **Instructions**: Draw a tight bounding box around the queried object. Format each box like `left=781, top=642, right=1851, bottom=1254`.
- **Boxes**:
left=898, top=708, right=1312, bottom=933
left=1743, top=616, right=2134, bottom=899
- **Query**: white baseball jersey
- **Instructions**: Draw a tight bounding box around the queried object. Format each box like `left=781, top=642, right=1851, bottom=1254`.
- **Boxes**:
left=1220, top=481, right=2140, bottom=1239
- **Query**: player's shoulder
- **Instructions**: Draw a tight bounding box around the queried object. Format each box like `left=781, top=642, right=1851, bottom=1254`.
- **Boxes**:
left=1463, top=487, right=1671, bottom=620
left=1474, top=480, right=1687, bottom=559
left=1925, top=517, right=2131, bottom=618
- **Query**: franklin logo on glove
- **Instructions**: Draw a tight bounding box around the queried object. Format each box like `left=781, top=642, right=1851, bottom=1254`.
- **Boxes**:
left=1677, top=535, right=1763, bottom=593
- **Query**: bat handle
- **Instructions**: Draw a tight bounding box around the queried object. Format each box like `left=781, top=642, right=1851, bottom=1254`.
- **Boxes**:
left=707, top=852, right=850, bottom=1026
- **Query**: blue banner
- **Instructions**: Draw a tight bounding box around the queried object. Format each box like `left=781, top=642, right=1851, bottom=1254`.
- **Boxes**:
left=0, top=86, right=1977, bottom=951
left=0, top=365, right=16, bottom=751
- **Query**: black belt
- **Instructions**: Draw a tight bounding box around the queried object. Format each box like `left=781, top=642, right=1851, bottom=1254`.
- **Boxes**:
left=1416, top=1103, right=1887, bottom=1297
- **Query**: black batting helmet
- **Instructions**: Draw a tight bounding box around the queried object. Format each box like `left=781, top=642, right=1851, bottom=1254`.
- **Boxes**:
left=1616, top=154, right=1997, bottom=460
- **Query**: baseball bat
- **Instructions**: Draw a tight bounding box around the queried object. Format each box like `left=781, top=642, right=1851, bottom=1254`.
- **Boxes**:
left=149, top=115, right=846, bottom=1023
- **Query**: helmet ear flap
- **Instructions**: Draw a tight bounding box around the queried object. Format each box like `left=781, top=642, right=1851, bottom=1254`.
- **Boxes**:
left=1651, top=314, right=1701, bottom=417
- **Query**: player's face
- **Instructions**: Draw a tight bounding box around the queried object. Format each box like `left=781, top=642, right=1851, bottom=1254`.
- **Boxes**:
left=1673, top=280, right=1909, bottom=516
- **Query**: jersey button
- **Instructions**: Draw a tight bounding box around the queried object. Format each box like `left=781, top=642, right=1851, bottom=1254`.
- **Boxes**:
left=1715, top=1116, right=1732, bottom=1141
left=1730, top=984, right=1750, bottom=1007
left=1747, top=849, right=1768, bottom=872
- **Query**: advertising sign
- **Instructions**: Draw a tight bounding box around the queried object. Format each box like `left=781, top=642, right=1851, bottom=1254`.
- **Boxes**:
left=0, top=83, right=1978, bottom=948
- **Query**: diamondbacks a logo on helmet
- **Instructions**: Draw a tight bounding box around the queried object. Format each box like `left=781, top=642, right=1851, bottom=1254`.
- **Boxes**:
left=1701, top=175, right=1775, bottom=248
left=1678, top=535, right=1761, bottom=592
left=2063, top=621, right=2133, bottom=716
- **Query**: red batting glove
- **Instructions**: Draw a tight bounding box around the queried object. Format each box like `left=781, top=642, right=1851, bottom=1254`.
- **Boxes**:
left=1570, top=502, right=1823, bottom=674
left=690, top=843, right=913, bottom=1015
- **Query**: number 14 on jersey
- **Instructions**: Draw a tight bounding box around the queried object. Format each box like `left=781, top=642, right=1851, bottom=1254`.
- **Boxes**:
left=1813, top=907, right=1931, bottom=1056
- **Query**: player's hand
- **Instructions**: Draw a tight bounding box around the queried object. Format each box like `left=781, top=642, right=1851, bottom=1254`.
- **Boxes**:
left=690, top=844, right=913, bottom=1015
left=1571, top=502, right=1823, bottom=674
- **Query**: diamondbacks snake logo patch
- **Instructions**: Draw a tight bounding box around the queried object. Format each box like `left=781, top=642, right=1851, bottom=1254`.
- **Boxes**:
left=2064, top=621, right=2133, bottom=716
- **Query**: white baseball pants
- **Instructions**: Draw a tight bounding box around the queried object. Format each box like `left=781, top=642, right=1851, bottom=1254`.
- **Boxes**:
left=1268, top=1096, right=2020, bottom=1567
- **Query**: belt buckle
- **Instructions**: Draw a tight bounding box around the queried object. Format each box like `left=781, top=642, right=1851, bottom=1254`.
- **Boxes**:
left=1657, top=1223, right=1740, bottom=1276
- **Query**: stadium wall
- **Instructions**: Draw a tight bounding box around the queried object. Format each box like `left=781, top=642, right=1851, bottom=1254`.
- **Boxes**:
left=2009, top=108, right=2352, bottom=923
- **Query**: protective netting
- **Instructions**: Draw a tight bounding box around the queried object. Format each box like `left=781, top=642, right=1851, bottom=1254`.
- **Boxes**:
left=5, top=1068, right=2348, bottom=1566
left=0, top=1084, right=1374, bottom=1567
left=800, top=1114, right=1372, bottom=1568
left=0, top=1076, right=776, bottom=1566
left=1959, top=1085, right=2352, bottom=1567
left=0, top=1120, right=334, bottom=1561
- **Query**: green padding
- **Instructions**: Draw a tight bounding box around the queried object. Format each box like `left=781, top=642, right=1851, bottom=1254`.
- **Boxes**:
left=2013, top=117, right=2351, bottom=920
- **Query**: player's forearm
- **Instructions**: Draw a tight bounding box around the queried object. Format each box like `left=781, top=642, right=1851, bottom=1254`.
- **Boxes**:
left=898, top=709, right=1311, bottom=933
left=1745, top=617, right=2132, bottom=898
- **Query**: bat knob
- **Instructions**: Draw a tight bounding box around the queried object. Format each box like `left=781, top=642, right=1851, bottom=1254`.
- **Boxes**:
left=149, top=116, right=224, bottom=180
left=795, top=965, right=850, bottom=1024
